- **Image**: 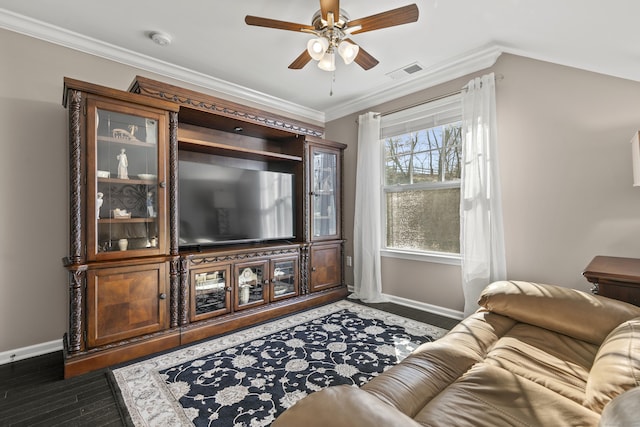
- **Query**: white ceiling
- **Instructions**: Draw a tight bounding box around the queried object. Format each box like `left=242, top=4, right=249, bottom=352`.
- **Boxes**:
left=1, top=0, right=639, bottom=122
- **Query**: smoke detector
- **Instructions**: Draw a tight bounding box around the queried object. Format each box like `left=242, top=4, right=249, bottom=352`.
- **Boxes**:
left=149, top=31, right=172, bottom=46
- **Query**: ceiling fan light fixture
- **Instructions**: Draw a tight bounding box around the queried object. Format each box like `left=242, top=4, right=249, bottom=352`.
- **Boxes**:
left=337, top=40, right=359, bottom=64
left=307, top=37, right=329, bottom=61
left=245, top=3, right=419, bottom=72
left=317, top=51, right=336, bottom=71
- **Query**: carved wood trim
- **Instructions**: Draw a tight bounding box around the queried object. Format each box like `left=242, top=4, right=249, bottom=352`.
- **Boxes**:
left=300, top=244, right=310, bottom=294
left=169, top=257, right=180, bottom=328
left=189, top=247, right=300, bottom=265
left=169, top=111, right=179, bottom=256
left=179, top=257, right=190, bottom=325
left=130, top=76, right=324, bottom=138
left=68, top=89, right=83, bottom=264
left=68, top=267, right=86, bottom=353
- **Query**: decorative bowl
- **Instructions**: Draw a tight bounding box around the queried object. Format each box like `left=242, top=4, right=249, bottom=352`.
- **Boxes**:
left=138, top=174, right=157, bottom=180
left=97, top=170, right=110, bottom=178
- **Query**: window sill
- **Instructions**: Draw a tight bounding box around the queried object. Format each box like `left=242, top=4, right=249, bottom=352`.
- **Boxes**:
left=380, top=248, right=461, bottom=266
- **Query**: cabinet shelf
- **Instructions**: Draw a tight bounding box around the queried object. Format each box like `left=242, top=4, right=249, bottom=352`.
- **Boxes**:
left=179, top=136, right=303, bottom=162
left=97, top=135, right=156, bottom=148
left=195, top=281, right=226, bottom=291
left=98, top=218, right=156, bottom=224
left=98, top=177, right=156, bottom=185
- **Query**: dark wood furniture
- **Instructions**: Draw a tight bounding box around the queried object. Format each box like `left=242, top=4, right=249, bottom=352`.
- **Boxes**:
left=583, top=256, right=640, bottom=306
left=62, top=77, right=347, bottom=378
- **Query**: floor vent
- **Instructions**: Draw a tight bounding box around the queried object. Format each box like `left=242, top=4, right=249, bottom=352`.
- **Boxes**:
left=386, top=62, right=424, bottom=80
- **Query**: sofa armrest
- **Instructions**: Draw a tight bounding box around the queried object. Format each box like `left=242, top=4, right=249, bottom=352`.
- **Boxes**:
left=272, top=385, right=422, bottom=427
left=478, top=281, right=640, bottom=345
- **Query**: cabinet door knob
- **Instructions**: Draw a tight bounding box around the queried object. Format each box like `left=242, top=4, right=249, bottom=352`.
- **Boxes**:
left=159, top=181, right=167, bottom=188
left=311, top=267, right=317, bottom=272
left=159, top=293, right=167, bottom=300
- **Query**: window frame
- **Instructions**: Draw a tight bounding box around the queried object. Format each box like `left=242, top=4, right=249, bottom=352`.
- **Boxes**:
left=379, top=94, right=463, bottom=265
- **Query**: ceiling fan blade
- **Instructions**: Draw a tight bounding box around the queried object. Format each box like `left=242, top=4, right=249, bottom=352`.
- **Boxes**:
left=345, top=39, right=379, bottom=70
left=289, top=50, right=312, bottom=69
left=320, top=0, right=340, bottom=23
left=245, top=15, right=315, bottom=32
left=348, top=4, right=419, bottom=35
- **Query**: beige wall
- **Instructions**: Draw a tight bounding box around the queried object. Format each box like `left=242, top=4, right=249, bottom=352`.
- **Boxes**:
left=326, top=54, right=640, bottom=313
left=3, top=26, right=640, bottom=352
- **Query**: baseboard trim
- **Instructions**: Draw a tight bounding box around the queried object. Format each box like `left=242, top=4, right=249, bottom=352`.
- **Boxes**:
left=346, top=285, right=464, bottom=320
left=381, top=293, right=465, bottom=321
left=0, top=339, right=63, bottom=365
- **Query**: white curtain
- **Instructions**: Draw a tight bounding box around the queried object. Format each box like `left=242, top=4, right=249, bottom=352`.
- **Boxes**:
left=351, top=112, right=386, bottom=303
left=460, top=73, right=507, bottom=316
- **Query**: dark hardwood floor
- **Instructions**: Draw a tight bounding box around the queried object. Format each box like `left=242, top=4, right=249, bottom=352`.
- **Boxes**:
left=0, top=352, right=130, bottom=426
left=0, top=300, right=458, bottom=426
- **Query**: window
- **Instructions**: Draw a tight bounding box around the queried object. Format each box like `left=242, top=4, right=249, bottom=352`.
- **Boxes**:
left=381, top=94, right=462, bottom=256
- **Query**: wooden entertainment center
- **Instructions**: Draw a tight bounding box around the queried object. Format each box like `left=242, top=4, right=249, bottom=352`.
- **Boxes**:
left=62, top=76, right=348, bottom=378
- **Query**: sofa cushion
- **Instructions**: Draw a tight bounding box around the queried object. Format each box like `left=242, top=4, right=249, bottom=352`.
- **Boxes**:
left=584, top=317, right=640, bottom=412
left=413, top=363, right=600, bottom=427
left=478, top=281, right=640, bottom=345
left=272, top=385, right=423, bottom=427
left=485, top=323, right=598, bottom=404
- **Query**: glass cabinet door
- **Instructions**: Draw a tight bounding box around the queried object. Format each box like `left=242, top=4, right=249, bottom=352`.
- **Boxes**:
left=191, top=265, right=231, bottom=321
left=310, top=147, right=340, bottom=240
left=271, top=257, right=298, bottom=301
left=87, top=98, right=166, bottom=260
left=234, top=261, right=268, bottom=310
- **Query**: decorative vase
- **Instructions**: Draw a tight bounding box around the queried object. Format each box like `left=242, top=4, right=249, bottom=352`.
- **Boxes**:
left=118, top=238, right=128, bottom=251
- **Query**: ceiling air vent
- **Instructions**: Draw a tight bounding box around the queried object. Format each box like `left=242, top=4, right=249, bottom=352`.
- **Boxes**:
left=386, top=62, right=424, bottom=80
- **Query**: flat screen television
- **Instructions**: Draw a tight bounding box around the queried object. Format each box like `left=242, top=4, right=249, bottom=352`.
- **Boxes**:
left=178, top=159, right=295, bottom=249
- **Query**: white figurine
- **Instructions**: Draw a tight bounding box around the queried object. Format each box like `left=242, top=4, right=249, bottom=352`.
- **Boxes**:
left=96, top=192, right=104, bottom=219
left=117, top=148, right=128, bottom=179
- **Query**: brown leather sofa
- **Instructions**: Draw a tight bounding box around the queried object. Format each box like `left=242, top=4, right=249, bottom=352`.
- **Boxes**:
left=272, top=281, right=640, bottom=427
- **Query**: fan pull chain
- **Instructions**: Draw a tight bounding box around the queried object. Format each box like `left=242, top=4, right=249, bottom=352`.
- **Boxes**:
left=330, top=71, right=335, bottom=96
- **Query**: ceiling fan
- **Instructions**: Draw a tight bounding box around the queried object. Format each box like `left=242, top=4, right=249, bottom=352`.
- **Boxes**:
left=245, top=0, right=419, bottom=72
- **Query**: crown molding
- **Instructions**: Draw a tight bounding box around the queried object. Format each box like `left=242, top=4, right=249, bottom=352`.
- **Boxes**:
left=324, top=44, right=504, bottom=122
left=1, top=7, right=506, bottom=126
left=0, top=8, right=326, bottom=124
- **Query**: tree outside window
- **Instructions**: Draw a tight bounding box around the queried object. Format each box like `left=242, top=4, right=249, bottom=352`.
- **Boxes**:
left=383, top=122, right=462, bottom=254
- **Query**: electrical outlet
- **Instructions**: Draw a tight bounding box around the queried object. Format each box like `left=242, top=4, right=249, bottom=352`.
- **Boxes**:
left=346, top=256, right=352, bottom=267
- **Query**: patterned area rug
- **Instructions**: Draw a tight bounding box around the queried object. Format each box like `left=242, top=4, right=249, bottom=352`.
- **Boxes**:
left=112, top=300, right=448, bottom=426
